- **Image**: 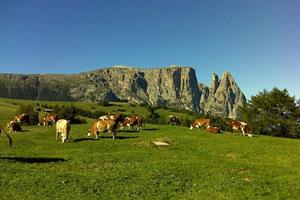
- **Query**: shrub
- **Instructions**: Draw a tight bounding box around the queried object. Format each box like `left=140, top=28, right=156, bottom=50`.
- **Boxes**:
left=98, top=101, right=110, bottom=106
left=180, top=116, right=192, bottom=127
left=16, top=104, right=39, bottom=125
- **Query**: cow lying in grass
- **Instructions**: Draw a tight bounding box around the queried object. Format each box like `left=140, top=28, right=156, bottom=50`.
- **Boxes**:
left=56, top=119, right=71, bottom=143
left=7, top=121, right=22, bottom=133
left=206, top=125, right=221, bottom=133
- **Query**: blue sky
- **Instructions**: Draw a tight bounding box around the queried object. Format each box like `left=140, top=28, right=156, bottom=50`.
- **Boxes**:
left=0, top=0, right=299, bottom=99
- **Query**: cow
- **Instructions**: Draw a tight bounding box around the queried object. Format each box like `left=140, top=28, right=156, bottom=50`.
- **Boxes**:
left=99, top=115, right=113, bottom=121
left=0, top=125, right=12, bottom=147
left=7, top=121, right=22, bottom=133
left=169, top=115, right=180, bottom=125
left=206, top=125, right=221, bottom=133
left=120, top=114, right=145, bottom=131
left=190, top=118, right=210, bottom=129
left=56, top=119, right=71, bottom=143
left=14, top=114, right=29, bottom=125
left=88, top=119, right=118, bottom=140
left=99, top=113, right=124, bottom=123
left=41, top=114, right=58, bottom=126
left=227, top=119, right=252, bottom=137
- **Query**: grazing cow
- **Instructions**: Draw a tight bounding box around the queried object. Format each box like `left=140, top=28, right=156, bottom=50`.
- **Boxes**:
left=190, top=118, right=210, bottom=129
left=88, top=119, right=118, bottom=140
left=56, top=119, right=71, bottom=143
left=206, top=125, right=221, bottom=133
left=99, top=115, right=113, bottom=121
left=227, top=119, right=252, bottom=137
left=41, top=114, right=58, bottom=126
left=7, top=121, right=22, bottom=133
left=14, top=114, right=29, bottom=125
left=169, top=115, right=180, bottom=125
left=0, top=125, right=13, bottom=147
left=120, top=114, right=145, bottom=131
left=99, top=113, right=124, bottom=123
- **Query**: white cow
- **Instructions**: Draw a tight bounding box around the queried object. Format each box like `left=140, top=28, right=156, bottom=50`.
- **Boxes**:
left=56, top=119, right=71, bottom=143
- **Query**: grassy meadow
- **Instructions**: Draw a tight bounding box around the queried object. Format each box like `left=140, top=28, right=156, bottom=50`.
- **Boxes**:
left=0, top=98, right=300, bottom=199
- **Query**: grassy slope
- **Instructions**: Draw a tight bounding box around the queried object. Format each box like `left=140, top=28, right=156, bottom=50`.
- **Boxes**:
left=0, top=98, right=300, bottom=199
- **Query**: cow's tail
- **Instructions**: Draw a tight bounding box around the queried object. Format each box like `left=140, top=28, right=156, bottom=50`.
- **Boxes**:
left=0, top=125, right=13, bottom=147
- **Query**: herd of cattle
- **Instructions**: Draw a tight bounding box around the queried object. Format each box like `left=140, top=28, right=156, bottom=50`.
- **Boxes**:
left=1, top=113, right=252, bottom=144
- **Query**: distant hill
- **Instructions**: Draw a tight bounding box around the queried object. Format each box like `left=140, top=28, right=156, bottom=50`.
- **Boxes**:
left=0, top=65, right=246, bottom=118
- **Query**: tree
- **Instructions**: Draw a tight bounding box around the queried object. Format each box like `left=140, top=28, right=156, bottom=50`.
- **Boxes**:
left=240, top=88, right=300, bottom=138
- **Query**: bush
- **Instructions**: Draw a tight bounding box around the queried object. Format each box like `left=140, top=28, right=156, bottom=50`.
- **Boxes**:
left=210, top=116, right=231, bottom=131
left=144, top=107, right=166, bottom=125
left=129, top=103, right=136, bottom=107
left=98, top=101, right=110, bottom=106
left=16, top=104, right=39, bottom=125
left=51, top=104, right=87, bottom=124
left=180, top=116, right=192, bottom=127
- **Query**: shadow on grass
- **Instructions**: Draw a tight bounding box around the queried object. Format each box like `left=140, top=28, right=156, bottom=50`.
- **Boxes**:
left=0, top=156, right=66, bottom=163
left=73, top=136, right=138, bottom=142
left=72, top=138, right=95, bottom=142
left=143, top=128, right=159, bottom=131
left=118, top=130, right=140, bottom=133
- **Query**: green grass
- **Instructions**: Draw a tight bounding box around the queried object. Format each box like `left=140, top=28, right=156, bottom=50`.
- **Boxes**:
left=0, top=98, right=149, bottom=117
left=0, top=98, right=300, bottom=199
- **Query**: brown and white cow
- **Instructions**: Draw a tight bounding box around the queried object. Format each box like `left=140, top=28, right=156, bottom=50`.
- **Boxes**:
left=169, top=115, right=180, bottom=125
left=120, top=114, right=144, bottom=131
left=56, top=119, right=71, bottom=143
left=190, top=118, right=210, bottom=129
left=227, top=119, right=252, bottom=137
left=88, top=119, right=118, bottom=140
left=41, top=114, right=58, bottom=126
left=7, top=121, right=22, bottom=133
left=99, top=113, right=123, bottom=123
left=14, top=114, right=29, bottom=125
left=206, top=125, right=221, bottom=133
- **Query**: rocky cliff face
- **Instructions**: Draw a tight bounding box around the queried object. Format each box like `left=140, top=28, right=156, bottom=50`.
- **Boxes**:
left=83, top=66, right=200, bottom=111
left=0, top=65, right=246, bottom=117
left=198, top=72, right=246, bottom=118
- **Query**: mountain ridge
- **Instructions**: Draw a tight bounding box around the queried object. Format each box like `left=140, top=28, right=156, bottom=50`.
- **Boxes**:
left=0, top=65, right=246, bottom=118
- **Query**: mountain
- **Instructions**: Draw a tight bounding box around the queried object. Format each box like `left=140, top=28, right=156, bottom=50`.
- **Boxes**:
left=198, top=72, right=246, bottom=118
left=0, top=65, right=246, bottom=118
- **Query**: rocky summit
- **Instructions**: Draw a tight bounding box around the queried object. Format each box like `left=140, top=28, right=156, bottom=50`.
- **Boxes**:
left=0, top=65, right=246, bottom=118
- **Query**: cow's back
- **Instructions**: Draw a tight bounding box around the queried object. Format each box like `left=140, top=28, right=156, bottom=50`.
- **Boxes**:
left=56, top=119, right=70, bottom=133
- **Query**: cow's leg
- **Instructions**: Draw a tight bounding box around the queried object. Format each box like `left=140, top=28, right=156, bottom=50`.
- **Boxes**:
left=241, top=129, right=245, bottom=136
left=112, top=133, right=116, bottom=140
left=56, top=131, right=60, bottom=140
